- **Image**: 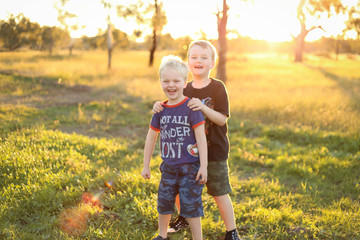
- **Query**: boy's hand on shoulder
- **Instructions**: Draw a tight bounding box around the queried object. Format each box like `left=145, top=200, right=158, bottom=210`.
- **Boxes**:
left=152, top=101, right=164, bottom=113
left=188, top=98, right=205, bottom=111
left=196, top=166, right=207, bottom=184
left=141, top=167, right=151, bottom=179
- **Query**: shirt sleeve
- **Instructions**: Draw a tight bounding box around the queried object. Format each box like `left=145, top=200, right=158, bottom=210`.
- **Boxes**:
left=214, top=81, right=230, bottom=117
left=190, top=108, right=205, bottom=129
left=149, top=113, right=160, bottom=132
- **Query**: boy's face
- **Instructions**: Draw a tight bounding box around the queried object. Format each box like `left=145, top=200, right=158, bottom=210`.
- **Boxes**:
left=160, top=68, right=186, bottom=105
left=188, top=45, right=215, bottom=78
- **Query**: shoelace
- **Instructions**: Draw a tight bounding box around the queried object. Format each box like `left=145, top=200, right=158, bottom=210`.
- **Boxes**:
left=226, top=230, right=240, bottom=240
left=231, top=231, right=240, bottom=240
left=170, top=217, right=186, bottom=228
left=172, top=219, right=183, bottom=228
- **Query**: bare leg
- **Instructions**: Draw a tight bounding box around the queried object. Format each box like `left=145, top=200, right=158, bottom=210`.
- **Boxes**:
left=158, top=214, right=171, bottom=238
left=213, top=194, right=237, bottom=231
left=187, top=217, right=202, bottom=240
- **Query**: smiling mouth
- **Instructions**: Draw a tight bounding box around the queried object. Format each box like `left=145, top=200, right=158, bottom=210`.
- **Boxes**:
left=194, top=65, right=203, bottom=69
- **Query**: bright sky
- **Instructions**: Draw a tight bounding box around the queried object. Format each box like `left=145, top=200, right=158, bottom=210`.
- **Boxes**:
left=0, top=0, right=357, bottom=42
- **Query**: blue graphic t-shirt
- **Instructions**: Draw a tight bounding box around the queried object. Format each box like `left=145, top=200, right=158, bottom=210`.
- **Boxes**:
left=150, top=97, right=205, bottom=166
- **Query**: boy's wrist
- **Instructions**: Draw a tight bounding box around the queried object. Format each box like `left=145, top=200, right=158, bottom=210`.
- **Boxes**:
left=201, top=104, right=207, bottom=112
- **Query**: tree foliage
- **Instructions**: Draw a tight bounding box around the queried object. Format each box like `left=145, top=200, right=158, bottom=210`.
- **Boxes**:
left=0, top=14, right=69, bottom=52
left=116, top=0, right=167, bottom=66
left=54, top=0, right=84, bottom=55
left=346, top=1, right=360, bottom=39
left=0, top=14, right=37, bottom=51
left=294, top=0, right=345, bottom=62
left=41, top=26, right=69, bottom=55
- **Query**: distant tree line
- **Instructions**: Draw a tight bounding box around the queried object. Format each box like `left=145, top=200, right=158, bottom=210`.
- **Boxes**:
left=0, top=13, right=359, bottom=57
left=0, top=14, right=69, bottom=54
left=0, top=13, right=186, bottom=54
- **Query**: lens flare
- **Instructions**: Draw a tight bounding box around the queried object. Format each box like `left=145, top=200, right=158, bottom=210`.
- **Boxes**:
left=59, top=205, right=90, bottom=236
left=59, top=191, right=105, bottom=236
left=104, top=180, right=113, bottom=189
left=81, top=192, right=103, bottom=210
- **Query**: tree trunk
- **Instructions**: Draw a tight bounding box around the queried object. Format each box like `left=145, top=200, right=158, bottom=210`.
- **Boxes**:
left=69, top=38, right=75, bottom=56
left=294, top=23, right=306, bottom=62
left=294, top=36, right=304, bottom=62
left=149, top=0, right=158, bottom=67
left=294, top=25, right=322, bottom=62
left=108, top=48, right=112, bottom=69
left=107, top=24, right=114, bottom=70
left=149, top=28, right=157, bottom=67
left=49, top=43, right=53, bottom=56
left=216, top=0, right=228, bottom=83
left=335, top=38, right=340, bottom=60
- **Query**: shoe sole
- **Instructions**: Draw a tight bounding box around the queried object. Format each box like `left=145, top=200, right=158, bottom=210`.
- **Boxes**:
left=167, top=226, right=189, bottom=233
left=167, top=227, right=177, bottom=233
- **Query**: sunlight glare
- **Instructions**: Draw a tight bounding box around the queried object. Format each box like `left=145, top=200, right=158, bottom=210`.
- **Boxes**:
left=228, top=0, right=299, bottom=42
left=0, top=0, right=358, bottom=41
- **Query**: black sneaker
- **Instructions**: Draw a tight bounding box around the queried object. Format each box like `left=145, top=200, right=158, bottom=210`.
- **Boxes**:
left=224, top=229, right=241, bottom=240
left=152, top=236, right=169, bottom=240
left=167, top=215, right=189, bottom=233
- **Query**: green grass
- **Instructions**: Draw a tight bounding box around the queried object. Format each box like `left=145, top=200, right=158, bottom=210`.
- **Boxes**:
left=0, top=50, right=359, bottom=239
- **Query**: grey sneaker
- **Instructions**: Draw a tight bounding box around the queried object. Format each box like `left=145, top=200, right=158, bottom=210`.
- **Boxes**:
left=167, top=215, right=189, bottom=233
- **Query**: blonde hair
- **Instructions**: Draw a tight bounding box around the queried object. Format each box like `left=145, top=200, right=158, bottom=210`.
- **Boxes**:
left=159, top=55, right=189, bottom=81
left=188, top=40, right=217, bottom=62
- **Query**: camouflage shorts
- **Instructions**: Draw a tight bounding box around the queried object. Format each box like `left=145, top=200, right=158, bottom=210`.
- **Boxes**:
left=206, top=160, right=232, bottom=196
left=157, top=162, right=204, bottom=218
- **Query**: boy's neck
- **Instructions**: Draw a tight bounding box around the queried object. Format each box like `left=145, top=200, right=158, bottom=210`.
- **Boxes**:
left=166, top=95, right=186, bottom=106
left=192, top=76, right=211, bottom=88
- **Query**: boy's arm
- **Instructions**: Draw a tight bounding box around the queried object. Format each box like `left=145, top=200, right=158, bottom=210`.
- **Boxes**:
left=188, top=98, right=227, bottom=126
left=141, top=128, right=159, bottom=179
left=194, top=124, right=207, bottom=184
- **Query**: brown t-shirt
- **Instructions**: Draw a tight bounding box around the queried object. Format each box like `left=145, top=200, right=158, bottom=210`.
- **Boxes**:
left=184, top=78, right=230, bottom=162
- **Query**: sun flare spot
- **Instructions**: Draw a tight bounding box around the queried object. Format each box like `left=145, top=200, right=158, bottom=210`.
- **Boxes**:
left=59, top=192, right=105, bottom=236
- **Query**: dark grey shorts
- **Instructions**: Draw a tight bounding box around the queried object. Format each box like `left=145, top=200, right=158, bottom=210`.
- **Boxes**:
left=157, top=162, right=204, bottom=218
left=206, top=160, right=232, bottom=196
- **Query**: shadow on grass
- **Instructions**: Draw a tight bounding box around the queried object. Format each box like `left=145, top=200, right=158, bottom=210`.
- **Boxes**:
left=30, top=54, right=81, bottom=62
left=305, top=64, right=360, bottom=110
left=229, top=120, right=360, bottom=203
left=0, top=71, right=152, bottom=139
left=0, top=72, right=64, bottom=96
left=230, top=120, right=359, bottom=154
left=0, top=53, right=80, bottom=68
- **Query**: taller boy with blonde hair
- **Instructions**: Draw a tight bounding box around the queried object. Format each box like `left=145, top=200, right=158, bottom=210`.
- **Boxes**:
left=153, top=40, right=241, bottom=240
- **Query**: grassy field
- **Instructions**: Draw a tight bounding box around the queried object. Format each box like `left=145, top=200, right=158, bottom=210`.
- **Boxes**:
left=0, top=49, right=359, bottom=240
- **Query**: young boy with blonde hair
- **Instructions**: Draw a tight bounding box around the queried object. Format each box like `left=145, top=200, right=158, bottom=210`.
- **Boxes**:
left=153, top=40, right=241, bottom=240
left=142, top=55, right=208, bottom=240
